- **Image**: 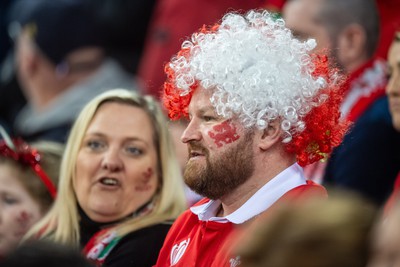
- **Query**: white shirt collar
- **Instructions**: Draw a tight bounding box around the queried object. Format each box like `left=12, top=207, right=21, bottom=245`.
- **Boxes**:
left=190, top=163, right=306, bottom=224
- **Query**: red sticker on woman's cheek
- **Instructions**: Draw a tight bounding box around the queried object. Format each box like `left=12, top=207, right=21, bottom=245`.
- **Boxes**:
left=208, top=121, right=240, bottom=147
left=135, top=167, right=153, bottom=192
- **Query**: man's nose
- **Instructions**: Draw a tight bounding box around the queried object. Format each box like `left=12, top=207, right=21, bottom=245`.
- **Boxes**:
left=181, top=119, right=202, bottom=144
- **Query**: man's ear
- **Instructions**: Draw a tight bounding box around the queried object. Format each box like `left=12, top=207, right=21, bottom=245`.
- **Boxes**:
left=337, top=23, right=367, bottom=66
left=258, top=120, right=282, bottom=151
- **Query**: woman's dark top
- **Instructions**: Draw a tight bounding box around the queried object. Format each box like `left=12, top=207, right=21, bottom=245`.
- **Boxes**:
left=79, top=206, right=172, bottom=267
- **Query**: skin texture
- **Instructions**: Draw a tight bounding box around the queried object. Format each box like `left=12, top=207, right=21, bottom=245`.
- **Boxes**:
left=181, top=88, right=255, bottom=200
left=74, top=102, right=159, bottom=223
left=0, top=164, right=42, bottom=257
left=386, top=39, right=400, bottom=131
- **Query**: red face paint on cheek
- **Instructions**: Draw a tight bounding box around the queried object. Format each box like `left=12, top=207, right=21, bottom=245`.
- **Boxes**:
left=14, top=211, right=34, bottom=236
left=16, top=211, right=31, bottom=224
left=135, top=167, right=154, bottom=192
left=208, top=121, right=240, bottom=148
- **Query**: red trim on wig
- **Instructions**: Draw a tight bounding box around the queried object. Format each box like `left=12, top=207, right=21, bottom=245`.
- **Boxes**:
left=162, top=24, right=220, bottom=120
left=285, top=54, right=351, bottom=166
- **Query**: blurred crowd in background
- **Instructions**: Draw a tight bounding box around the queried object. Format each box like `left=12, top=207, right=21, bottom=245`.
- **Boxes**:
left=0, top=0, right=399, bottom=266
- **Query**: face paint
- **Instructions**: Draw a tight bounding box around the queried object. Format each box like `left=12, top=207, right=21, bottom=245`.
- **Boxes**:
left=135, top=167, right=153, bottom=192
left=208, top=121, right=240, bottom=147
left=16, top=211, right=31, bottom=223
left=14, top=210, right=33, bottom=237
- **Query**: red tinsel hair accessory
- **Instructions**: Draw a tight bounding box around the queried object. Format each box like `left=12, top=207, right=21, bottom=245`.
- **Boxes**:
left=0, top=137, right=57, bottom=198
left=284, top=54, right=351, bottom=166
left=162, top=23, right=218, bottom=120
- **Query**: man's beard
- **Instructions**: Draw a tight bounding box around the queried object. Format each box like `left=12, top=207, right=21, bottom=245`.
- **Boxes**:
left=183, top=131, right=255, bottom=200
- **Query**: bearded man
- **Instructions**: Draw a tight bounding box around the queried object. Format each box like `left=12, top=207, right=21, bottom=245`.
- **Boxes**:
left=154, top=10, right=349, bottom=267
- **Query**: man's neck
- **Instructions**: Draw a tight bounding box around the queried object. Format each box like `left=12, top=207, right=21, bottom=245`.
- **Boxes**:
left=218, top=157, right=296, bottom=217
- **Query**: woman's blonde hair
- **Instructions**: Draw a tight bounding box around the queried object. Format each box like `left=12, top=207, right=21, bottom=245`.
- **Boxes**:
left=25, top=89, right=187, bottom=245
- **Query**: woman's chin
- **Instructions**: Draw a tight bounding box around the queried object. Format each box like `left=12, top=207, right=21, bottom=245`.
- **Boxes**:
left=84, top=200, right=124, bottom=223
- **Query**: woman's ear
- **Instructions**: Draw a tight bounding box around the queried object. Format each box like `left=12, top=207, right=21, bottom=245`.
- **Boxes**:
left=258, top=120, right=282, bottom=151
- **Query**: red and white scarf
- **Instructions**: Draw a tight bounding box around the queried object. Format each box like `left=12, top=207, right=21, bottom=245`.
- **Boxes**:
left=82, top=201, right=155, bottom=266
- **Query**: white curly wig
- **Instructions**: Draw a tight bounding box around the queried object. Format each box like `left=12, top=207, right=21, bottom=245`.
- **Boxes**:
left=164, top=10, right=348, bottom=166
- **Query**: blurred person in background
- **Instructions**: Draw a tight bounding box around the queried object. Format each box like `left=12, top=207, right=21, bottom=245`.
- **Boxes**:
left=382, top=31, right=400, bottom=215
left=24, top=89, right=186, bottom=267
left=386, top=31, right=400, bottom=132
left=137, top=0, right=265, bottom=98
left=1, top=240, right=94, bottom=267
left=283, top=0, right=400, bottom=206
left=10, top=0, right=140, bottom=143
left=236, top=191, right=377, bottom=267
left=84, top=0, right=157, bottom=75
left=0, top=0, right=25, bottom=134
left=368, top=200, right=400, bottom=267
left=0, top=128, right=63, bottom=258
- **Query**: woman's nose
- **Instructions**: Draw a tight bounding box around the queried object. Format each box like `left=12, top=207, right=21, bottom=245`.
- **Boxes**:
left=101, top=148, right=123, bottom=171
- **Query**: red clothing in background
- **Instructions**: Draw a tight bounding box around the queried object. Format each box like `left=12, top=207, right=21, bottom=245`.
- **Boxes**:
left=138, top=0, right=264, bottom=98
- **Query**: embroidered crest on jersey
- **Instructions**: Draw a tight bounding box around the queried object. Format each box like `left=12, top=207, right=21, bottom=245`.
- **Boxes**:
left=170, top=238, right=190, bottom=266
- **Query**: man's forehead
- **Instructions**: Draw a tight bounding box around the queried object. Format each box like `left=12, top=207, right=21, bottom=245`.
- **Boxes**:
left=188, top=100, right=215, bottom=115
left=188, top=88, right=215, bottom=112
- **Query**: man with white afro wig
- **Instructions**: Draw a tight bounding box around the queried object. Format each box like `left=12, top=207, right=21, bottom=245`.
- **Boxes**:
left=155, top=10, right=349, bottom=267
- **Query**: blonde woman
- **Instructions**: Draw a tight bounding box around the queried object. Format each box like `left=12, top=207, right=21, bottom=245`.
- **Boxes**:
left=25, top=89, right=187, bottom=267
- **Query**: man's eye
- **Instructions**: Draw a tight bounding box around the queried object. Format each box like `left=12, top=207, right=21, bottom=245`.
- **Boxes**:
left=203, top=116, right=215, bottom=122
left=125, top=146, right=143, bottom=156
left=86, top=140, right=105, bottom=151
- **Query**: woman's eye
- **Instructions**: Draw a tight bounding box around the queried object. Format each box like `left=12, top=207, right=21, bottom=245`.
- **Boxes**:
left=86, top=140, right=105, bottom=151
left=125, top=146, right=143, bottom=156
left=2, top=195, right=19, bottom=205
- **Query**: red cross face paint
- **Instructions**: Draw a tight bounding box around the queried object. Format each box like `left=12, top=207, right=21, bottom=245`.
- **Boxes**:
left=208, top=121, right=240, bottom=148
left=135, top=167, right=154, bottom=192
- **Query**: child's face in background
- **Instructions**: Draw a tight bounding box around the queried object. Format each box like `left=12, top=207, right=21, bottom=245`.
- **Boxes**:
left=0, top=163, right=43, bottom=257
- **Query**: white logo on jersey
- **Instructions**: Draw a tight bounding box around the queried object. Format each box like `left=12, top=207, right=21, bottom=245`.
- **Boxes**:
left=229, top=256, right=241, bottom=267
left=170, top=238, right=190, bottom=266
